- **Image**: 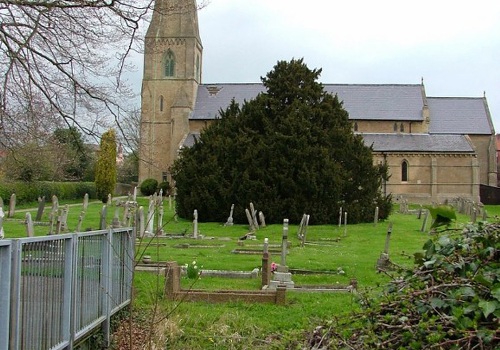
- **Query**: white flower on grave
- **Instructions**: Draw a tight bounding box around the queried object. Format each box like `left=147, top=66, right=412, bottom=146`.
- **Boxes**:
left=192, top=260, right=196, bottom=265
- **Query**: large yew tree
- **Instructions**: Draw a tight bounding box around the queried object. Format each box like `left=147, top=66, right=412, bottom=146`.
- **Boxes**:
left=172, top=59, right=391, bottom=224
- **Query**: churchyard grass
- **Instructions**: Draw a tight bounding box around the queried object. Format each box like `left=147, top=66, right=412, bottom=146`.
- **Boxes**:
left=2, top=197, right=498, bottom=348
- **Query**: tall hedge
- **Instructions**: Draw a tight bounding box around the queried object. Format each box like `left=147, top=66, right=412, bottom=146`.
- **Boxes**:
left=95, top=129, right=117, bottom=202
left=0, top=181, right=96, bottom=204
left=172, top=59, right=391, bottom=224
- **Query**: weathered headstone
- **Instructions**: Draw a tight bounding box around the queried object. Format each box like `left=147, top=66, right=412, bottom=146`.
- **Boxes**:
left=76, top=211, right=85, bottom=232
left=0, top=207, right=4, bottom=239
left=471, top=208, right=477, bottom=223
left=112, top=208, right=121, bottom=228
left=36, top=196, right=46, bottom=221
left=258, top=211, right=266, bottom=228
left=8, top=193, right=16, bottom=218
left=224, top=204, right=234, bottom=226
left=157, top=204, right=164, bottom=235
left=122, top=202, right=130, bottom=226
left=261, top=237, right=271, bottom=288
left=145, top=197, right=154, bottom=236
left=133, top=186, right=137, bottom=202
left=137, top=206, right=145, bottom=238
left=250, top=202, right=259, bottom=230
left=338, top=207, right=342, bottom=228
left=60, top=205, right=69, bottom=232
left=100, top=205, right=108, bottom=230
left=245, top=208, right=255, bottom=231
left=374, top=206, right=379, bottom=226
left=376, top=223, right=394, bottom=271
left=25, top=212, right=35, bottom=237
left=52, top=195, right=59, bottom=212
left=107, top=193, right=112, bottom=206
left=83, top=193, right=89, bottom=211
left=193, top=209, right=198, bottom=239
left=417, top=205, right=423, bottom=219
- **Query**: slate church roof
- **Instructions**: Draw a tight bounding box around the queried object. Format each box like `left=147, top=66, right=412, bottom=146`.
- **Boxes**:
left=189, top=83, right=493, bottom=153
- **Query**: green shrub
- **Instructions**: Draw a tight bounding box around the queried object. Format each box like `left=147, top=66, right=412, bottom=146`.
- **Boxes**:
left=140, top=178, right=158, bottom=196
left=0, top=181, right=96, bottom=204
left=95, top=129, right=117, bottom=202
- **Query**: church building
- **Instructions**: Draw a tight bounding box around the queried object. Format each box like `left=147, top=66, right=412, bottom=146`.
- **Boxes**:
left=139, top=0, right=497, bottom=204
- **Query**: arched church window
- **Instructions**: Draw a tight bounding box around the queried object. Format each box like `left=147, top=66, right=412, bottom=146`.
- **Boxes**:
left=393, top=122, right=398, bottom=132
left=353, top=122, right=358, bottom=132
left=400, top=123, right=405, bottom=132
left=164, top=50, right=175, bottom=77
left=159, top=95, right=164, bottom=111
left=401, top=160, right=409, bottom=182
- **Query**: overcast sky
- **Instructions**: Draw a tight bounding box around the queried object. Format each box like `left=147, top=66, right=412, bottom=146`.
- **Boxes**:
left=194, top=0, right=500, bottom=130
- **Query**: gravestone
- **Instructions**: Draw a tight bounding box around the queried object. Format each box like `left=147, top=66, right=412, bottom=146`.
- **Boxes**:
left=107, top=193, right=112, bottom=206
left=376, top=223, right=394, bottom=270
left=52, top=195, right=59, bottom=212
left=122, top=202, right=130, bottom=226
left=343, top=212, right=348, bottom=237
left=137, top=206, right=145, bottom=238
left=36, top=196, right=46, bottom=221
left=76, top=211, right=85, bottom=232
left=112, top=208, right=121, bottom=228
left=25, top=212, right=35, bottom=237
left=0, top=207, right=4, bottom=239
left=60, top=205, right=69, bottom=232
left=338, top=207, right=342, bottom=227
left=250, top=202, right=259, bottom=230
left=83, top=193, right=89, bottom=211
left=224, top=204, right=234, bottom=226
left=133, top=186, right=137, bottom=202
left=420, top=210, right=429, bottom=232
left=258, top=211, right=266, bottom=228
left=269, top=219, right=294, bottom=289
left=193, top=209, right=198, bottom=239
left=8, top=193, right=16, bottom=218
left=297, top=213, right=310, bottom=247
left=157, top=204, right=164, bottom=235
left=145, top=197, right=154, bottom=236
left=245, top=208, right=255, bottom=231
left=100, top=205, right=107, bottom=230
left=471, top=208, right=477, bottom=223
left=261, top=237, right=271, bottom=288
left=374, top=206, right=379, bottom=226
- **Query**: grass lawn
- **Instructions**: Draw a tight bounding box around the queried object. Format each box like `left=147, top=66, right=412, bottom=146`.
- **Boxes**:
left=3, top=198, right=497, bottom=349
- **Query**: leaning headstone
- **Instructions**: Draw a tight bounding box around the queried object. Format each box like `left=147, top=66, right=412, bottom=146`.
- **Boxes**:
left=36, top=196, right=46, bottom=221
left=245, top=208, right=255, bottom=231
left=99, top=205, right=107, bottom=230
left=224, top=204, right=235, bottom=226
left=25, top=212, right=35, bottom=237
left=0, top=207, right=4, bottom=239
left=193, top=209, right=198, bottom=239
left=417, top=205, right=423, bottom=219
left=8, top=193, right=16, bottom=218
left=83, top=193, right=89, bottom=211
left=250, top=202, right=259, bottom=230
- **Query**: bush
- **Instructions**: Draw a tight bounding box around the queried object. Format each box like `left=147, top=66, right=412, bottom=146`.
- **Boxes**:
left=140, top=178, right=158, bottom=196
left=0, top=181, right=97, bottom=204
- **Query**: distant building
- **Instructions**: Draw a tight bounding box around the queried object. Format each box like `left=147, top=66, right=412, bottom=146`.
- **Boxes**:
left=139, top=0, right=497, bottom=204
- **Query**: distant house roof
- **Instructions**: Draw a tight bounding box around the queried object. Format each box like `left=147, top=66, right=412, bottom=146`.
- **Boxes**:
left=193, top=83, right=424, bottom=121
left=361, top=133, right=475, bottom=153
left=428, top=97, right=493, bottom=135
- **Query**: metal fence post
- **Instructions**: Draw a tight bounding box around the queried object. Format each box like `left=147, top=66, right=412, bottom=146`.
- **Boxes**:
left=9, top=239, right=21, bottom=350
left=0, top=240, right=12, bottom=350
left=101, top=229, right=113, bottom=348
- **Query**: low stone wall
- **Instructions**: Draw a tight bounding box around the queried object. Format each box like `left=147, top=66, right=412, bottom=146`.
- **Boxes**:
left=164, top=261, right=286, bottom=305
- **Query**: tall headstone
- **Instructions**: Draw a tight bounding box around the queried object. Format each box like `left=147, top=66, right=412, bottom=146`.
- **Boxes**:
left=338, top=207, right=343, bottom=228
left=245, top=208, right=255, bottom=231
left=250, top=202, right=259, bottom=230
left=376, top=223, right=394, bottom=270
left=8, top=193, right=16, bottom=218
left=258, top=211, right=266, bottom=228
left=107, top=193, right=112, bottom=206
left=193, top=209, right=198, bottom=239
left=269, top=219, right=294, bottom=289
left=343, top=211, right=348, bottom=237
left=261, top=237, right=271, bottom=288
left=145, top=197, right=154, bottom=236
left=374, top=206, right=379, bottom=226
left=157, top=204, right=164, bottom=235
left=421, top=210, right=429, bottom=232
left=100, top=205, right=108, bottom=230
left=25, top=212, right=34, bottom=237
left=224, top=204, right=234, bottom=226
left=133, top=186, right=137, bottom=202
left=0, top=207, right=4, bottom=239
left=137, top=206, right=145, bottom=238
left=35, top=196, right=46, bottom=221
left=83, top=193, right=89, bottom=211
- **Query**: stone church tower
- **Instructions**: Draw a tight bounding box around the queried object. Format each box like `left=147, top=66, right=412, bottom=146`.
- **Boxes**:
left=139, top=0, right=202, bottom=183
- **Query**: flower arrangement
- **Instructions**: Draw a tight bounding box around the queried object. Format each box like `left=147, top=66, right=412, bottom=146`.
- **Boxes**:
left=271, top=262, right=277, bottom=272
left=186, top=260, right=202, bottom=279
